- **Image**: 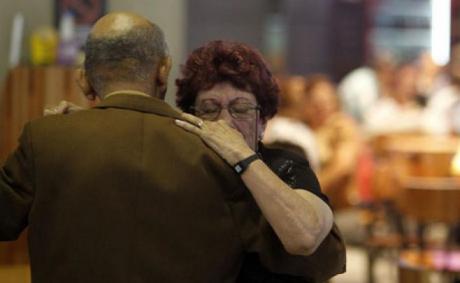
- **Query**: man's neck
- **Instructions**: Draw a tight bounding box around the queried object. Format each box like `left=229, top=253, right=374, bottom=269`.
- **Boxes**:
left=100, top=82, right=156, bottom=98
left=104, top=90, right=151, bottom=99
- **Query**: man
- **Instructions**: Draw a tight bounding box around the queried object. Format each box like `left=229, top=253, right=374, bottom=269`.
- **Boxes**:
left=1, top=12, right=344, bottom=282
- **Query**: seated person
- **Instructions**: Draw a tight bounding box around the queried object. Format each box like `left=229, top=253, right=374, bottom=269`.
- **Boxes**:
left=303, top=75, right=362, bottom=211
left=264, top=76, right=320, bottom=169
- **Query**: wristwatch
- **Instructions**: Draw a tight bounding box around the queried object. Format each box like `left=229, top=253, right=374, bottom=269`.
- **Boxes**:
left=233, top=154, right=259, bottom=175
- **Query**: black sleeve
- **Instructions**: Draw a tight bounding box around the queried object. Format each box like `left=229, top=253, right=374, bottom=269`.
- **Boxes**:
left=233, top=191, right=346, bottom=282
left=261, top=146, right=329, bottom=204
left=234, top=145, right=345, bottom=282
left=0, top=124, right=35, bottom=240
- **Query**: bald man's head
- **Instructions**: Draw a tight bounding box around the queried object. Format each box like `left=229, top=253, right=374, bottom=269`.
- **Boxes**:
left=83, top=12, right=169, bottom=97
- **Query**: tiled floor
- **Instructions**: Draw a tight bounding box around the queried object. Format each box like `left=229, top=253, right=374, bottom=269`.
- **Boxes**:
left=332, top=245, right=398, bottom=283
left=332, top=245, right=460, bottom=283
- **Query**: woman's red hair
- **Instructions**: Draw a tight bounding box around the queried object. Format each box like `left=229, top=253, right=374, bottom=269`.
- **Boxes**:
left=176, top=40, right=279, bottom=120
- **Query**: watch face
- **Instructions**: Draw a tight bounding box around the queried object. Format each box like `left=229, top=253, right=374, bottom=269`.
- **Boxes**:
left=234, top=164, right=243, bottom=174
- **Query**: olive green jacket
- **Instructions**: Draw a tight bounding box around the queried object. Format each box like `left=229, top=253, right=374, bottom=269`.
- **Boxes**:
left=0, top=94, right=345, bottom=282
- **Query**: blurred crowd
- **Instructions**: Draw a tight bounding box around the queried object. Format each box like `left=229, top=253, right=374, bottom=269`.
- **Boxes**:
left=263, top=46, right=460, bottom=245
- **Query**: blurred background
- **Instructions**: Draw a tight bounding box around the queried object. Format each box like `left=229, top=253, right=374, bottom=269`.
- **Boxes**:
left=3, top=0, right=460, bottom=282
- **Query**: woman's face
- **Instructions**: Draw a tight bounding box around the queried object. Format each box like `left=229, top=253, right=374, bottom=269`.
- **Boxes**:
left=305, top=81, right=338, bottom=128
left=194, top=83, right=265, bottom=150
left=392, top=65, right=417, bottom=104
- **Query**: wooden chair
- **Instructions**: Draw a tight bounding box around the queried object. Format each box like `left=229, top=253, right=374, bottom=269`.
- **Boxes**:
left=366, top=134, right=460, bottom=283
left=396, top=177, right=460, bottom=283
left=379, top=135, right=460, bottom=282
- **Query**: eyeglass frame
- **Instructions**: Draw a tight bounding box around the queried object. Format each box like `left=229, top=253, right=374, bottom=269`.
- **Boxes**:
left=190, top=101, right=261, bottom=121
left=190, top=99, right=262, bottom=152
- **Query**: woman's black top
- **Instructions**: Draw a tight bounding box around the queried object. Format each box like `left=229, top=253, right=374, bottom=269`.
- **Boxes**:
left=236, top=143, right=331, bottom=283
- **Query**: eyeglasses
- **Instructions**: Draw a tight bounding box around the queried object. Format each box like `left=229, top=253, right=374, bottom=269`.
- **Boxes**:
left=192, top=99, right=260, bottom=121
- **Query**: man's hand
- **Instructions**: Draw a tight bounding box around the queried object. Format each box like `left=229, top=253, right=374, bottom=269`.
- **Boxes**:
left=43, top=101, right=85, bottom=116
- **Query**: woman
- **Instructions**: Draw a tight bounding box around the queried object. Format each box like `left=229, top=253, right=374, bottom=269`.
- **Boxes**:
left=174, top=40, right=345, bottom=282
left=303, top=75, right=362, bottom=210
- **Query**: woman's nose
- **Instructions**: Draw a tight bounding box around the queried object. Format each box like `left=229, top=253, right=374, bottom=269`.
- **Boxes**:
left=217, top=108, right=237, bottom=128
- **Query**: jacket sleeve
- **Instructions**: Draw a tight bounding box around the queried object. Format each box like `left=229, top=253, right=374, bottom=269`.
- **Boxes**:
left=0, top=124, right=35, bottom=240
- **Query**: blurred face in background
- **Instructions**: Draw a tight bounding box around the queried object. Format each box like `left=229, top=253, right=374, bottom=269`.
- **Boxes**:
left=450, top=44, right=460, bottom=85
left=304, top=78, right=338, bottom=129
left=373, top=52, right=397, bottom=97
left=392, top=64, right=417, bottom=104
left=415, top=52, right=441, bottom=95
left=279, top=76, right=307, bottom=118
left=283, top=76, right=306, bottom=104
left=418, top=52, right=440, bottom=78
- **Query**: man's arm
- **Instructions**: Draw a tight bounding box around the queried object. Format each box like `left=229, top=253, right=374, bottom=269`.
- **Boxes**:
left=0, top=124, right=35, bottom=240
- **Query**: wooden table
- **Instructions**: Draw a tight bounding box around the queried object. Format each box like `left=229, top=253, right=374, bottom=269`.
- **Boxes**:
left=367, top=134, right=460, bottom=283
left=370, top=134, right=460, bottom=200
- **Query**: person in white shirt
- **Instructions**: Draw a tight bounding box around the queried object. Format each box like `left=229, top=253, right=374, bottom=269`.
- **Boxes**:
left=338, top=52, right=396, bottom=124
left=364, top=62, right=423, bottom=136
left=421, top=44, right=460, bottom=135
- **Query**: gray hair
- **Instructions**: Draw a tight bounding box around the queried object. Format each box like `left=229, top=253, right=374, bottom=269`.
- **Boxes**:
left=84, top=23, right=169, bottom=94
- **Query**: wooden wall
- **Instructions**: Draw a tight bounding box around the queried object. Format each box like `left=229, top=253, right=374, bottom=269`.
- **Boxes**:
left=0, top=66, right=91, bottom=265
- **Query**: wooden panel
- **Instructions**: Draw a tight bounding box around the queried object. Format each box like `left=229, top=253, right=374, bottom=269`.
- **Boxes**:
left=0, top=66, right=92, bottom=162
left=0, top=66, right=92, bottom=265
left=0, top=264, right=30, bottom=283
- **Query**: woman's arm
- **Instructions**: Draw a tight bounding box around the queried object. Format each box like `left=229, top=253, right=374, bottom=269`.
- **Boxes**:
left=241, top=160, right=333, bottom=255
left=175, top=113, right=333, bottom=256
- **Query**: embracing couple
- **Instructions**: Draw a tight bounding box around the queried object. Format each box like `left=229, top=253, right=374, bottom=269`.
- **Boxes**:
left=0, top=12, right=345, bottom=283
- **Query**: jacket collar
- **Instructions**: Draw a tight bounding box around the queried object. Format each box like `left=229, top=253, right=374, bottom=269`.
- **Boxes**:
left=93, top=93, right=182, bottom=120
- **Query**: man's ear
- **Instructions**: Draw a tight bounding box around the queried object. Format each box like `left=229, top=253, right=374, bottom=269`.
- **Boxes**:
left=156, top=56, right=172, bottom=99
left=76, top=68, right=97, bottom=101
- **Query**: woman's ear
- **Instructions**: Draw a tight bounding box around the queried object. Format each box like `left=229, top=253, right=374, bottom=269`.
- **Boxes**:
left=156, top=56, right=172, bottom=99
left=76, top=68, right=97, bottom=101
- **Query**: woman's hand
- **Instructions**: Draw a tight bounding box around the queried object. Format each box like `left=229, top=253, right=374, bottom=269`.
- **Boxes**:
left=175, top=113, right=254, bottom=165
left=43, top=101, right=85, bottom=116
left=176, top=113, right=333, bottom=256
